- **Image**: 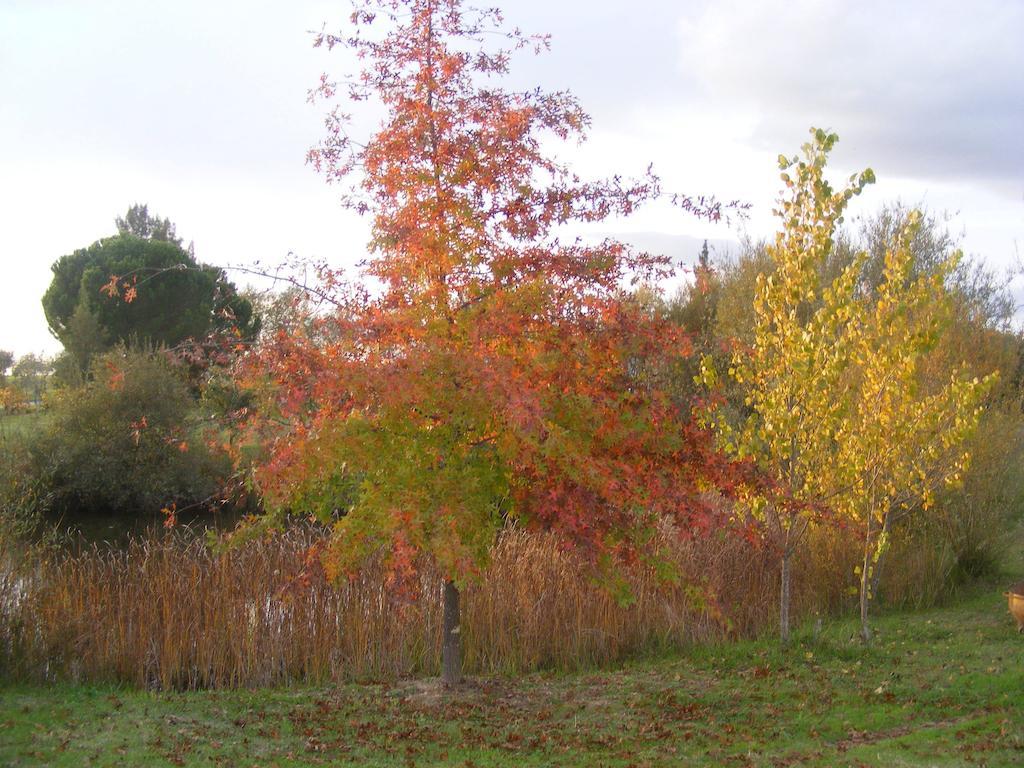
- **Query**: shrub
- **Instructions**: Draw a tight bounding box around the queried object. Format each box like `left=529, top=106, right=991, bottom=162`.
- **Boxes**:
left=0, top=386, right=28, bottom=414
left=0, top=435, right=49, bottom=547
left=31, top=347, right=230, bottom=520
left=934, top=405, right=1024, bottom=582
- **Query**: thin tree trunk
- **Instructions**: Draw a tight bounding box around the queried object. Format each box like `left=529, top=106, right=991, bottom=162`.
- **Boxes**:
left=860, top=541, right=873, bottom=644
left=779, top=552, right=792, bottom=646
left=441, top=579, right=462, bottom=685
left=869, top=513, right=892, bottom=601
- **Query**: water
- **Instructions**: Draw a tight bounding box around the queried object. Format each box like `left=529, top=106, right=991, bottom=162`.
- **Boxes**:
left=50, top=507, right=245, bottom=548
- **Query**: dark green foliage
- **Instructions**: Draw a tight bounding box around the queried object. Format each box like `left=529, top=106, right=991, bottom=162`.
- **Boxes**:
left=53, top=301, right=107, bottom=383
left=31, top=348, right=230, bottom=518
left=115, top=203, right=181, bottom=245
left=45, top=237, right=215, bottom=349
left=42, top=207, right=257, bottom=355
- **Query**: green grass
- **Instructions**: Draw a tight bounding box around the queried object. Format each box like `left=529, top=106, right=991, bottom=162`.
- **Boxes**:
left=0, top=410, right=47, bottom=443
left=2, top=588, right=1022, bottom=767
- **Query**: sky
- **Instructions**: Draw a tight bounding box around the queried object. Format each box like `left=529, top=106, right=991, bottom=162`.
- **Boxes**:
left=1, top=0, right=1021, bottom=358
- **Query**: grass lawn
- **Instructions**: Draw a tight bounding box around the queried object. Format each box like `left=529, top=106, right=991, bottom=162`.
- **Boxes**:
left=2, top=588, right=1022, bottom=767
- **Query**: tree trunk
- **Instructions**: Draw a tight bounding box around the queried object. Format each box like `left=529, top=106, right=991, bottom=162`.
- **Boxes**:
left=869, top=513, right=892, bottom=601
left=779, top=552, right=792, bottom=646
left=859, top=544, right=872, bottom=644
left=441, top=579, right=462, bottom=685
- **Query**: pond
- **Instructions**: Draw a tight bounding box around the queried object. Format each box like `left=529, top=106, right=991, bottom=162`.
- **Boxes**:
left=49, top=507, right=246, bottom=548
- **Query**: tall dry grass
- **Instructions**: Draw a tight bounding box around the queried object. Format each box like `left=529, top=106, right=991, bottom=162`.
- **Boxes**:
left=0, top=526, right=780, bottom=689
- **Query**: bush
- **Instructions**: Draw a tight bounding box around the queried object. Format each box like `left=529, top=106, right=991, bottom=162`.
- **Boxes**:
left=0, top=387, right=28, bottom=414
left=935, top=406, right=1024, bottom=581
left=0, top=435, right=50, bottom=548
left=31, top=347, right=231, bottom=519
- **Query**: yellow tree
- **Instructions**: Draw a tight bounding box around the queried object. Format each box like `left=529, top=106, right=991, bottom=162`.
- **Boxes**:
left=702, top=129, right=873, bottom=643
left=703, top=129, right=992, bottom=644
left=832, top=212, right=994, bottom=642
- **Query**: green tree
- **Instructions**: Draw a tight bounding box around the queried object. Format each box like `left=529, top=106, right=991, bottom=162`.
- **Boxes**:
left=59, top=301, right=107, bottom=381
left=115, top=203, right=183, bottom=246
left=42, top=207, right=257, bottom=355
left=669, top=241, right=718, bottom=343
left=712, top=240, right=772, bottom=346
left=661, top=241, right=725, bottom=407
left=11, top=354, right=52, bottom=406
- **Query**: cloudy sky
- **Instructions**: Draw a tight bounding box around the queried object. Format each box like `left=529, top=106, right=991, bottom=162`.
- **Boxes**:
left=2, top=0, right=1021, bottom=358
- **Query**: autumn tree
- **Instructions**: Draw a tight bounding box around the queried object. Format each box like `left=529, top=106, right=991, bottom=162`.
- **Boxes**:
left=701, top=129, right=875, bottom=643
left=0, top=349, right=18, bottom=413
left=0, top=384, right=27, bottom=415
left=703, top=129, right=992, bottom=643
left=829, top=211, right=994, bottom=642
left=241, top=0, right=742, bottom=684
left=0, top=350, right=26, bottom=415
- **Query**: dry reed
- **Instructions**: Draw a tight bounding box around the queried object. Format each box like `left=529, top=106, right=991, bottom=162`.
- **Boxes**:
left=0, top=526, right=780, bottom=689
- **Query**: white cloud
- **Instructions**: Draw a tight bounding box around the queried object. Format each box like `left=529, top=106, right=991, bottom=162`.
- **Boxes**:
left=0, top=0, right=1020, bottom=357
left=675, top=0, right=1024, bottom=186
